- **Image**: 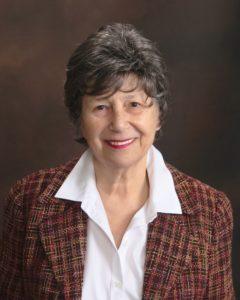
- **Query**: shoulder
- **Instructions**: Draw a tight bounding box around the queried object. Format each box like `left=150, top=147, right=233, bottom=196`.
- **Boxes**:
left=6, top=156, right=80, bottom=208
left=167, top=163, right=232, bottom=219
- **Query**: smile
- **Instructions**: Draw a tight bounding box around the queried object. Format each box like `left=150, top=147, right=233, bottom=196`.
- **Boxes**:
left=105, top=138, right=135, bottom=149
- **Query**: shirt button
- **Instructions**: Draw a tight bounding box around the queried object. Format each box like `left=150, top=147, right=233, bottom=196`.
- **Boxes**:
left=114, top=281, right=123, bottom=288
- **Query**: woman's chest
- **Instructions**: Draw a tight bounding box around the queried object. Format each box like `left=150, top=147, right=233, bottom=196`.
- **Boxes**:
left=105, top=207, right=137, bottom=248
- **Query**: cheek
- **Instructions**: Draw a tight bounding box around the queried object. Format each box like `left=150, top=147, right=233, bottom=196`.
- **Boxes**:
left=81, top=117, right=105, bottom=140
left=140, top=113, right=160, bottom=134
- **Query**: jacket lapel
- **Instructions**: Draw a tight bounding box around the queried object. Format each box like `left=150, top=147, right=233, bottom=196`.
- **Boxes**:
left=37, top=154, right=88, bottom=299
left=142, top=171, right=201, bottom=299
left=142, top=213, right=197, bottom=299
left=39, top=201, right=88, bottom=299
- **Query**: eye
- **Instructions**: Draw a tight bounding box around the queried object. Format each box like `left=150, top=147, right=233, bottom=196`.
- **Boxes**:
left=93, top=104, right=110, bottom=116
left=95, top=105, right=108, bottom=111
left=130, top=101, right=142, bottom=108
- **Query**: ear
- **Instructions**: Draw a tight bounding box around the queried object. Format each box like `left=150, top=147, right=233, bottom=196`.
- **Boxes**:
left=155, top=106, right=161, bottom=131
left=156, top=113, right=161, bottom=131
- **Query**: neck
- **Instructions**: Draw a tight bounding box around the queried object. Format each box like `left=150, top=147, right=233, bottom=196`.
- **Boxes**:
left=93, top=156, right=149, bottom=207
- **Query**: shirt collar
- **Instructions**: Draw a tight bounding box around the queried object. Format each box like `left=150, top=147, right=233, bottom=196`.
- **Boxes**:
left=55, top=145, right=182, bottom=214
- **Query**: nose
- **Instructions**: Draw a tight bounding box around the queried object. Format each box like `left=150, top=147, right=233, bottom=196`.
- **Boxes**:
left=109, top=107, right=129, bottom=132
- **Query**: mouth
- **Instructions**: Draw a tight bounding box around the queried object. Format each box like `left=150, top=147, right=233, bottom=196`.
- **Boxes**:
left=105, top=138, right=135, bottom=149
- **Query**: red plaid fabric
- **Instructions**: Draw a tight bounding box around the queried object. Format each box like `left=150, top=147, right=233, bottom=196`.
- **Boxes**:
left=0, top=156, right=235, bottom=299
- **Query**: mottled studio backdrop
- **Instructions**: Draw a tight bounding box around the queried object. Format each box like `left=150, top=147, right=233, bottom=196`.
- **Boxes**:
left=1, top=0, right=239, bottom=295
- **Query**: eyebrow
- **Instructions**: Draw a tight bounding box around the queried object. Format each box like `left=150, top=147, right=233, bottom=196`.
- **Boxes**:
left=93, top=93, right=145, bottom=101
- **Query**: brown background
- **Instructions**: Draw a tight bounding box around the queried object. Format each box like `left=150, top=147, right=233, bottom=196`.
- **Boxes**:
left=1, top=0, right=239, bottom=296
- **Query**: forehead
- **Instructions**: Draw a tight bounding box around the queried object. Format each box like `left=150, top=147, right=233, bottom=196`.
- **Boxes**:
left=119, top=74, right=142, bottom=92
left=92, top=74, right=148, bottom=101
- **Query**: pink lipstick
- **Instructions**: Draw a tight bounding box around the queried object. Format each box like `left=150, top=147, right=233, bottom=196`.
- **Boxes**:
left=105, top=138, right=135, bottom=149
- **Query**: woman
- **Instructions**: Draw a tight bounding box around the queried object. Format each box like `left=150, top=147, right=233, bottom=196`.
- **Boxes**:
left=0, top=23, right=235, bottom=299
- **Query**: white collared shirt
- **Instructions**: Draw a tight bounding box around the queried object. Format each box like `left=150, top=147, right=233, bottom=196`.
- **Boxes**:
left=55, top=145, right=182, bottom=300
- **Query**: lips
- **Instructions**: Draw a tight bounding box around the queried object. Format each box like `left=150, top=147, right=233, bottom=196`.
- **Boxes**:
left=105, top=138, right=135, bottom=149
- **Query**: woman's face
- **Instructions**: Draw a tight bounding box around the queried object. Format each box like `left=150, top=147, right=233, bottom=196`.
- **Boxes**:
left=80, top=75, right=161, bottom=169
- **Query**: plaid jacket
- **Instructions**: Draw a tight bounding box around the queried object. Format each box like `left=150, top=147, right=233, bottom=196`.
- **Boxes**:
left=0, top=155, right=235, bottom=299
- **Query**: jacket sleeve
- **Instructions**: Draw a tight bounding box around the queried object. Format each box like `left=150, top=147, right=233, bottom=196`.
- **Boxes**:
left=205, top=192, right=235, bottom=299
left=0, top=180, right=25, bottom=299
